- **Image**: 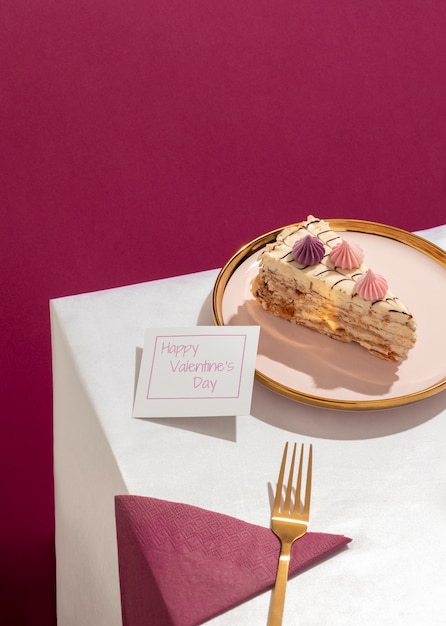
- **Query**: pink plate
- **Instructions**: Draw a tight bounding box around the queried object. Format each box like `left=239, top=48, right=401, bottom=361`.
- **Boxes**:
left=213, top=219, right=446, bottom=410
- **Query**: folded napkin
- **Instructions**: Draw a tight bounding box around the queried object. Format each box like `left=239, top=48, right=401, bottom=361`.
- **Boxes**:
left=115, top=495, right=351, bottom=626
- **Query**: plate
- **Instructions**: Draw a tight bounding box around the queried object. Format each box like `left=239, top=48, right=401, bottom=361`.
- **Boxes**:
left=212, top=219, right=446, bottom=410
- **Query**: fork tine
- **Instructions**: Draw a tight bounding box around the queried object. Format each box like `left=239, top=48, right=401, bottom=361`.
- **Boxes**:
left=273, top=442, right=289, bottom=514
left=295, top=443, right=303, bottom=514
left=303, top=444, right=313, bottom=517
left=284, top=443, right=297, bottom=512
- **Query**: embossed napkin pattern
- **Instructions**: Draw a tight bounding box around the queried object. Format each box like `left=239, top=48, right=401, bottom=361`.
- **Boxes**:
left=115, top=495, right=351, bottom=626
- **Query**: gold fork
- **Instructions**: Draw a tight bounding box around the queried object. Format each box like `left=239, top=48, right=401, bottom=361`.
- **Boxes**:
left=267, top=442, right=313, bottom=626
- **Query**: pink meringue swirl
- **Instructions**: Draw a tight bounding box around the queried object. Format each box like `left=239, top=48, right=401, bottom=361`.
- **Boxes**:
left=355, top=269, right=388, bottom=300
left=330, top=239, right=364, bottom=270
left=292, top=235, right=325, bottom=265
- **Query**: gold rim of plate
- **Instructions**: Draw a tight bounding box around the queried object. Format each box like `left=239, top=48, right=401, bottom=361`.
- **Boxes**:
left=212, top=218, right=446, bottom=411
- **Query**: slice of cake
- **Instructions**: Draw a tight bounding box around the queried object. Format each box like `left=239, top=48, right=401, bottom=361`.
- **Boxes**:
left=252, top=215, right=417, bottom=361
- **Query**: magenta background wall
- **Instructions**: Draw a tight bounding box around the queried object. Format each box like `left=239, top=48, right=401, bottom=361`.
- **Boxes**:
left=1, top=2, right=445, bottom=624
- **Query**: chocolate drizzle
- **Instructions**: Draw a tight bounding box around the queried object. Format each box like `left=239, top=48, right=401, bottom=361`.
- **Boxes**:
left=331, top=277, right=354, bottom=289
left=326, top=235, right=341, bottom=245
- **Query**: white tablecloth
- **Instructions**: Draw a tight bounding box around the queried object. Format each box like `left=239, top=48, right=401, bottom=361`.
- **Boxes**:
left=51, top=224, right=446, bottom=626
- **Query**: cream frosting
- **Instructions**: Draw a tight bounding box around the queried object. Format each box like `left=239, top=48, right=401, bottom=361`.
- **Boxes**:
left=330, top=239, right=364, bottom=270
left=355, top=269, right=388, bottom=301
left=292, top=234, right=325, bottom=265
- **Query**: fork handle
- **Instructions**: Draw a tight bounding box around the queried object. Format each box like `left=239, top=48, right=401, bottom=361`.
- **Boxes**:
left=267, top=542, right=292, bottom=626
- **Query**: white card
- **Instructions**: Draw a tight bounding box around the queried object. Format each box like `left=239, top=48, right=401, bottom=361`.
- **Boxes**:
left=133, top=326, right=260, bottom=418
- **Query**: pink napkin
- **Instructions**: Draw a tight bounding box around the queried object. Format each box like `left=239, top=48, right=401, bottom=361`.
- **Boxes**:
left=115, top=495, right=351, bottom=626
